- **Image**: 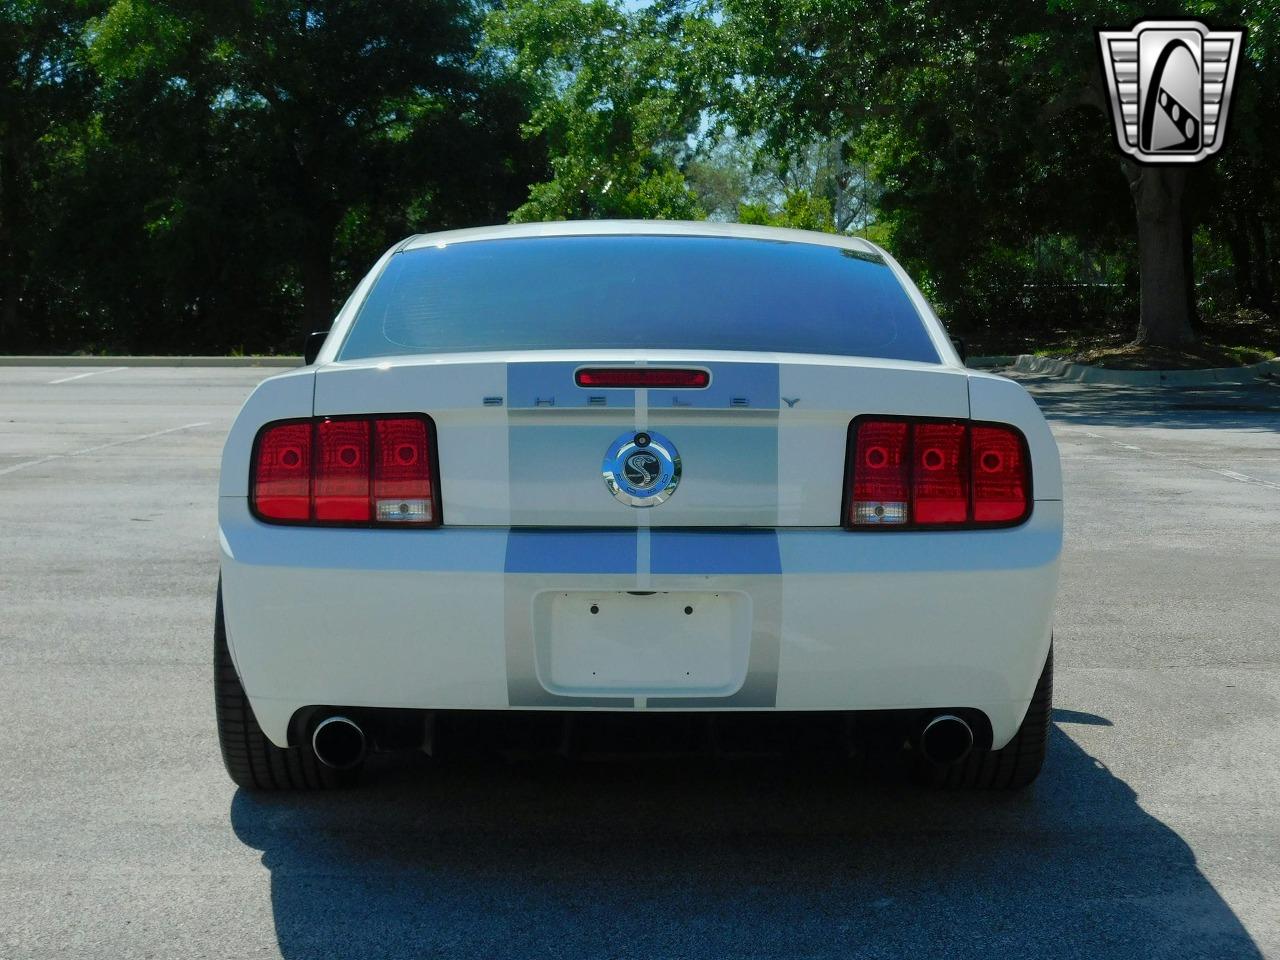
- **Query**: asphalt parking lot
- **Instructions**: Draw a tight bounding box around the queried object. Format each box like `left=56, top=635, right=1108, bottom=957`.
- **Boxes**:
left=2, top=364, right=1278, bottom=959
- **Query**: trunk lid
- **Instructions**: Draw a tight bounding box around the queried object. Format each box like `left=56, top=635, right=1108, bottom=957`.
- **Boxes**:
left=313, top=352, right=970, bottom=527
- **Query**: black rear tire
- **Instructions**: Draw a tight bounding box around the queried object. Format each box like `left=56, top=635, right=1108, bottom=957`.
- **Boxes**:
left=923, top=644, right=1053, bottom=790
left=214, top=578, right=354, bottom=790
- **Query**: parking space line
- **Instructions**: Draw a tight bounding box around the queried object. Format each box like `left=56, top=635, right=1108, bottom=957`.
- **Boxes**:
left=48, top=367, right=128, bottom=384
left=0, top=422, right=209, bottom=477
left=1075, top=429, right=1280, bottom=491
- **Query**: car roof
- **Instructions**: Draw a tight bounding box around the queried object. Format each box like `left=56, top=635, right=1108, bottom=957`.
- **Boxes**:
left=399, top=220, right=883, bottom=257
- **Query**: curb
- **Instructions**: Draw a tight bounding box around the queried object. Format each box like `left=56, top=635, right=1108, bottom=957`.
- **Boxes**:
left=966, top=355, right=1016, bottom=368
left=0, top=355, right=301, bottom=367
left=1011, top=353, right=1280, bottom=386
left=4, top=353, right=1274, bottom=384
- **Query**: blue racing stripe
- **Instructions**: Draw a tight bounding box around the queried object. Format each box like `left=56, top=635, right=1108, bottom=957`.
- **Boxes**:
left=507, top=360, right=636, bottom=409
left=648, top=361, right=780, bottom=410
left=650, top=530, right=781, bottom=575
left=505, top=529, right=638, bottom=574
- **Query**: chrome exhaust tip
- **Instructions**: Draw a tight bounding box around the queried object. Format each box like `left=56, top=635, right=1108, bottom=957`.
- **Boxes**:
left=920, top=714, right=974, bottom=765
left=311, top=715, right=367, bottom=770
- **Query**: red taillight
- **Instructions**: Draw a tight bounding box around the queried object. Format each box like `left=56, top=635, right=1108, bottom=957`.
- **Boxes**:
left=314, top=419, right=371, bottom=522
left=253, top=422, right=311, bottom=521
left=251, top=415, right=440, bottom=527
left=971, top=425, right=1028, bottom=523
left=575, top=368, right=710, bottom=388
left=912, top=422, right=969, bottom=524
left=373, top=417, right=435, bottom=524
left=850, top=420, right=910, bottom=525
left=845, top=417, right=1030, bottom=529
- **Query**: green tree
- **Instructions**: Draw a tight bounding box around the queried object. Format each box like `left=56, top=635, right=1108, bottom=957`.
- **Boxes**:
left=485, top=0, right=709, bottom=221
left=708, top=0, right=1276, bottom=347
left=1201, top=7, right=1280, bottom=316
left=738, top=189, right=835, bottom=232
left=0, top=0, right=100, bottom=349
left=87, top=0, right=542, bottom=344
left=685, top=133, right=878, bottom=233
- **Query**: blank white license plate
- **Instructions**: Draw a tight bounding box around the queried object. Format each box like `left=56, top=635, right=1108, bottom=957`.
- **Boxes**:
left=533, top=591, right=751, bottom=698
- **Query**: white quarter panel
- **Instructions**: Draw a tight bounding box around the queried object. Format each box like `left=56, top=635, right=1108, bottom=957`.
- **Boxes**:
left=217, top=367, right=315, bottom=498
left=219, top=498, right=510, bottom=736
left=967, top=371, right=1063, bottom=501
left=775, top=501, right=1061, bottom=743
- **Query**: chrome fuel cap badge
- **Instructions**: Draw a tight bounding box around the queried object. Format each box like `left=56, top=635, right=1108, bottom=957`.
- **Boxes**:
left=603, top=431, right=680, bottom=507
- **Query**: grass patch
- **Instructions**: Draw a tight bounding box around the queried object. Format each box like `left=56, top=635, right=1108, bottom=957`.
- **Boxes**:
left=1072, top=342, right=1275, bottom=370
left=978, top=308, right=1278, bottom=370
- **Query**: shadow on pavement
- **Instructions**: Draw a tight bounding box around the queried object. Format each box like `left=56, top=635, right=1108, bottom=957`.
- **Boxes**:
left=1011, top=375, right=1280, bottom=432
left=231, top=719, right=1260, bottom=960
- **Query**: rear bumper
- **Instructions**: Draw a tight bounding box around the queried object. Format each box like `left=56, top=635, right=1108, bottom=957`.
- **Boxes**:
left=219, top=498, right=1061, bottom=749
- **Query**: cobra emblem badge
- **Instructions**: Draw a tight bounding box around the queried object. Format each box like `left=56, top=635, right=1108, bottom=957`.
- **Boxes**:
left=603, top=431, right=681, bottom=507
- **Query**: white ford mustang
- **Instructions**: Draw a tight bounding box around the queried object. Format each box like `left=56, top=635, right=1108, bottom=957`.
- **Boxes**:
left=216, top=220, right=1061, bottom=790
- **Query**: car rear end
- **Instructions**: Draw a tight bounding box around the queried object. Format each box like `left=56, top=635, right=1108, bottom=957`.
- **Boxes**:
left=216, top=223, right=1061, bottom=787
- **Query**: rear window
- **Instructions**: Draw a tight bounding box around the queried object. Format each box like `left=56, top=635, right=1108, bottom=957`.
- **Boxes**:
left=338, top=235, right=939, bottom=363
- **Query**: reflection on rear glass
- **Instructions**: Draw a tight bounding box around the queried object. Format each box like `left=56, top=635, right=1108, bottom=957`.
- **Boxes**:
left=339, top=235, right=938, bottom=364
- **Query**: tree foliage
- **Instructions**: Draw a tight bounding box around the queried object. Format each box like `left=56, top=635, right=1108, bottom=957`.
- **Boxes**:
left=738, top=190, right=835, bottom=233
left=1, top=0, right=544, bottom=353
left=482, top=0, right=1280, bottom=348
left=2, top=0, right=1278, bottom=354
left=485, top=0, right=710, bottom=221
left=1, top=0, right=100, bottom=348
left=706, top=0, right=1280, bottom=346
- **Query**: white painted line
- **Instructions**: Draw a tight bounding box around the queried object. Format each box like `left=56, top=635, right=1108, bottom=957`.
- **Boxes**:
left=1071, top=428, right=1280, bottom=491
left=633, top=368, right=651, bottom=589
left=1208, top=471, right=1280, bottom=491
left=0, top=422, right=209, bottom=477
left=0, top=454, right=59, bottom=477
left=47, top=367, right=128, bottom=384
left=635, top=518, right=651, bottom=590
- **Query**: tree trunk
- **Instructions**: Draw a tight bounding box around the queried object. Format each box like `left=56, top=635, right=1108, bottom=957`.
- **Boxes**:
left=1246, top=213, right=1275, bottom=313
left=1226, top=212, right=1255, bottom=308
left=0, top=133, right=24, bottom=349
left=1125, top=164, right=1197, bottom=346
left=299, top=217, right=337, bottom=334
